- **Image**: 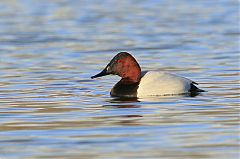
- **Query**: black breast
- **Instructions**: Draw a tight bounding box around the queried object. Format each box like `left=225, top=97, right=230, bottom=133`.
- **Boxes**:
left=110, top=81, right=139, bottom=98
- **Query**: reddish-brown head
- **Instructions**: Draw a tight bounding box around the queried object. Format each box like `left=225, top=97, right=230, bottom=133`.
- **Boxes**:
left=91, top=52, right=141, bottom=83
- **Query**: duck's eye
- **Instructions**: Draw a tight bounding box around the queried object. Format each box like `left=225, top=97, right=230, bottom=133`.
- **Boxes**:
left=106, top=66, right=110, bottom=72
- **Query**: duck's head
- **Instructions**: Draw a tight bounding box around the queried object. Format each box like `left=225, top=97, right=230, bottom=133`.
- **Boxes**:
left=91, top=52, right=141, bottom=83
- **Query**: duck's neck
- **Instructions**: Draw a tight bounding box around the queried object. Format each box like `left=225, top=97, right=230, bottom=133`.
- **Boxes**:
left=120, top=66, right=141, bottom=84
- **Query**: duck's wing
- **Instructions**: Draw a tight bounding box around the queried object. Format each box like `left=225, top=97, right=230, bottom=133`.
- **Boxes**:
left=137, top=71, right=202, bottom=96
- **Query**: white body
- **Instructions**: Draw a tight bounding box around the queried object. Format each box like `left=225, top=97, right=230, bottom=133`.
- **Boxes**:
left=137, top=71, right=194, bottom=97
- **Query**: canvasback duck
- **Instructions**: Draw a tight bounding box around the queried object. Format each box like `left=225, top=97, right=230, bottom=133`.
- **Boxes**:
left=91, top=52, right=204, bottom=98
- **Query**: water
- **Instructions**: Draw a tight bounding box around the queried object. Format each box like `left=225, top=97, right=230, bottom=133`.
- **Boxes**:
left=0, top=0, right=239, bottom=159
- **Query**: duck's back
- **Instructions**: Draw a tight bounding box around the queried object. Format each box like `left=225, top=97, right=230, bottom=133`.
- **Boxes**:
left=137, top=71, right=195, bottom=97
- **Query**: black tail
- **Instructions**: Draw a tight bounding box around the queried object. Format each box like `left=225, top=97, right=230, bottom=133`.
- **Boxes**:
left=190, top=83, right=206, bottom=92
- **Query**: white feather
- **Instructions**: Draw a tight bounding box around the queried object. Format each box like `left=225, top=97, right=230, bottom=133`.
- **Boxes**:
left=137, top=71, right=194, bottom=97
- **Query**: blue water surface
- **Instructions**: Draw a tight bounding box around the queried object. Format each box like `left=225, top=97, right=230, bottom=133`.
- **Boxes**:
left=0, top=0, right=239, bottom=159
